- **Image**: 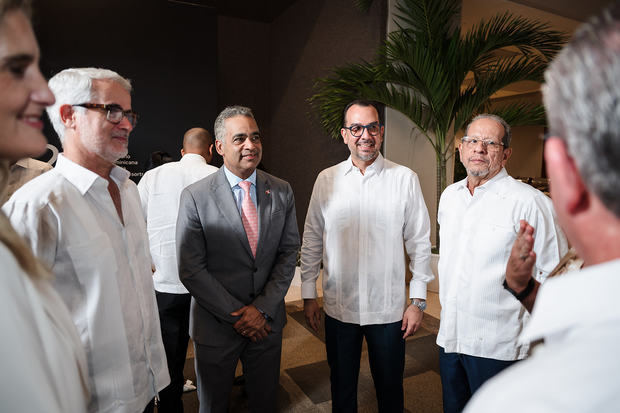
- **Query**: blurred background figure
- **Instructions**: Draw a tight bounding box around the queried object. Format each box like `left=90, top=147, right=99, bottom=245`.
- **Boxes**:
left=138, top=127, right=218, bottom=412
left=0, top=0, right=89, bottom=411
left=2, top=156, right=51, bottom=203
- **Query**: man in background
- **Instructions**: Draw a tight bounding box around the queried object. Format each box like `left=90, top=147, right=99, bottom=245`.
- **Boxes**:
left=466, top=2, right=620, bottom=411
left=2, top=157, right=52, bottom=203
left=138, top=127, right=218, bottom=412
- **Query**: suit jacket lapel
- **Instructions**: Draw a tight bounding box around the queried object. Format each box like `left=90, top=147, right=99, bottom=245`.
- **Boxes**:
left=212, top=169, right=254, bottom=257
left=256, top=170, right=272, bottom=259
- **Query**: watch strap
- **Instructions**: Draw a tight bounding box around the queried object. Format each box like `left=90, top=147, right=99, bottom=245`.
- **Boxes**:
left=503, top=277, right=536, bottom=301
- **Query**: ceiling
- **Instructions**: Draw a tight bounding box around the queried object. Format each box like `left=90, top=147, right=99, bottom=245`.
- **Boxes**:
left=167, top=0, right=297, bottom=22
left=170, top=0, right=612, bottom=24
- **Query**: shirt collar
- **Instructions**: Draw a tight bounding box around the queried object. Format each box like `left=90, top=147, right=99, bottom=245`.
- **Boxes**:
left=342, top=153, right=385, bottom=176
left=223, top=165, right=257, bottom=188
left=457, top=167, right=509, bottom=192
left=180, top=153, right=207, bottom=164
left=14, top=158, right=30, bottom=169
left=520, top=259, right=620, bottom=344
left=55, top=153, right=130, bottom=196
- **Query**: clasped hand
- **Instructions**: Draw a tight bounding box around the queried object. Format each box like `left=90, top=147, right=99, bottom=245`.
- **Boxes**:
left=231, top=305, right=271, bottom=342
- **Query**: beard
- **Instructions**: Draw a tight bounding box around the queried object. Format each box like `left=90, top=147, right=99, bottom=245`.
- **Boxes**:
left=357, top=150, right=379, bottom=161
left=80, top=133, right=129, bottom=163
left=466, top=166, right=490, bottom=177
left=354, top=139, right=379, bottom=162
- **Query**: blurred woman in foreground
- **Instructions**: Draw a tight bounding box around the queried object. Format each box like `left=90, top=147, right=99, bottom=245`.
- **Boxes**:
left=0, top=0, right=88, bottom=411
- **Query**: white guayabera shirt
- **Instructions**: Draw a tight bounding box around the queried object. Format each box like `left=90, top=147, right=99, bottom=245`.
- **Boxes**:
left=465, top=260, right=620, bottom=413
left=300, top=154, right=434, bottom=325
left=3, top=154, right=170, bottom=413
left=137, top=153, right=218, bottom=294
left=437, top=168, right=568, bottom=361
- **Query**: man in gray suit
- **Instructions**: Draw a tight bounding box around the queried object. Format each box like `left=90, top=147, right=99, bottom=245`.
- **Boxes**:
left=176, top=105, right=300, bottom=413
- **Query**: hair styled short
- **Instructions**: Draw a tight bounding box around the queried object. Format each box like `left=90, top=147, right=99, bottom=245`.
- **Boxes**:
left=46, top=68, right=132, bottom=144
left=342, top=100, right=384, bottom=126
left=542, top=1, right=620, bottom=217
left=465, top=114, right=512, bottom=148
left=214, top=106, right=255, bottom=143
left=0, top=0, right=31, bottom=20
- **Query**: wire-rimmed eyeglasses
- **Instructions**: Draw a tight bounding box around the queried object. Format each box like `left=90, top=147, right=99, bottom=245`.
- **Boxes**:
left=461, top=136, right=505, bottom=152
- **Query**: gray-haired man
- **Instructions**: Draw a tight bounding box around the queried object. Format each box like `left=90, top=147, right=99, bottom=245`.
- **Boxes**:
left=466, top=2, right=620, bottom=411
left=437, top=113, right=567, bottom=412
left=4, top=67, right=169, bottom=413
left=176, top=106, right=299, bottom=412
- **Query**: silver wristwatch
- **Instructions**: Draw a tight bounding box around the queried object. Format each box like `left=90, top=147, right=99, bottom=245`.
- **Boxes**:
left=411, top=299, right=427, bottom=312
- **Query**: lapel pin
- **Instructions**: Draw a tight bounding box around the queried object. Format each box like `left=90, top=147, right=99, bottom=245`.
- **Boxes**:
left=265, top=190, right=270, bottom=195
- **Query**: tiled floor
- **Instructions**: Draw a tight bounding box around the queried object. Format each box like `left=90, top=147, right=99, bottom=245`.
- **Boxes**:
left=180, top=270, right=443, bottom=412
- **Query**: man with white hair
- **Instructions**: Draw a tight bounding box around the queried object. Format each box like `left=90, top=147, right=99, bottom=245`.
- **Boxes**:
left=465, top=2, right=620, bottom=411
left=3, top=67, right=169, bottom=413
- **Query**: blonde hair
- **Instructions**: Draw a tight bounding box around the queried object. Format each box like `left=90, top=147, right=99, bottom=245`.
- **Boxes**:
left=0, top=161, right=50, bottom=279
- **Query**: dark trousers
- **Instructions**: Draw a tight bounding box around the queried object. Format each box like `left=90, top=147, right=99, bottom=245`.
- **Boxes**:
left=156, top=291, right=191, bottom=413
left=194, top=330, right=282, bottom=413
left=143, top=398, right=155, bottom=413
left=438, top=347, right=517, bottom=413
left=324, top=314, right=405, bottom=413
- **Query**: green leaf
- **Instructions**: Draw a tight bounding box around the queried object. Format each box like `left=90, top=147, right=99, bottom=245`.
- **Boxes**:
left=309, top=0, right=568, bottom=247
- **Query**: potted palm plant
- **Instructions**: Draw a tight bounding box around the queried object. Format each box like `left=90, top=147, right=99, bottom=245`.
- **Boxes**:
left=309, top=0, right=566, bottom=248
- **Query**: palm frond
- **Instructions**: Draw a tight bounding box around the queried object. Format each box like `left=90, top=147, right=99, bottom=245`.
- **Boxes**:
left=309, top=0, right=568, bottom=247
left=463, top=12, right=567, bottom=72
left=353, top=0, right=375, bottom=13
left=308, top=62, right=381, bottom=138
left=491, top=102, right=547, bottom=128
left=393, top=0, right=461, bottom=41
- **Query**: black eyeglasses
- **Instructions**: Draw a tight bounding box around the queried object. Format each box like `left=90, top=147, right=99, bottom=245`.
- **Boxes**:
left=343, top=122, right=382, bottom=138
left=73, top=103, right=138, bottom=128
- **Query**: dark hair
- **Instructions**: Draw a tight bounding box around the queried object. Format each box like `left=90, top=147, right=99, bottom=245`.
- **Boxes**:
left=0, top=0, right=31, bottom=19
left=342, top=100, right=384, bottom=126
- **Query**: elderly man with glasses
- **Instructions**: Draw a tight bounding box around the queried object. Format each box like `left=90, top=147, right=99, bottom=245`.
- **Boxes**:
left=435, top=113, right=568, bottom=413
left=3, top=67, right=169, bottom=413
left=300, top=99, right=434, bottom=412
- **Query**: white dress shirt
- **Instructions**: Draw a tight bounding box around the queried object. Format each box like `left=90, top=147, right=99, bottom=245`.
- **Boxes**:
left=137, top=153, right=218, bottom=294
left=437, top=168, right=568, bottom=360
left=464, top=259, right=620, bottom=413
left=301, top=154, right=433, bottom=325
left=0, top=242, right=89, bottom=413
left=3, top=154, right=170, bottom=413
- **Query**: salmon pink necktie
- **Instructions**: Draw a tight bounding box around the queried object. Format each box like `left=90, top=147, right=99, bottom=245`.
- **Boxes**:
left=239, top=180, right=258, bottom=257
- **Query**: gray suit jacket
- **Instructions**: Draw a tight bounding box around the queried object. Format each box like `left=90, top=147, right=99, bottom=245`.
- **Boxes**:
left=176, top=168, right=299, bottom=345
